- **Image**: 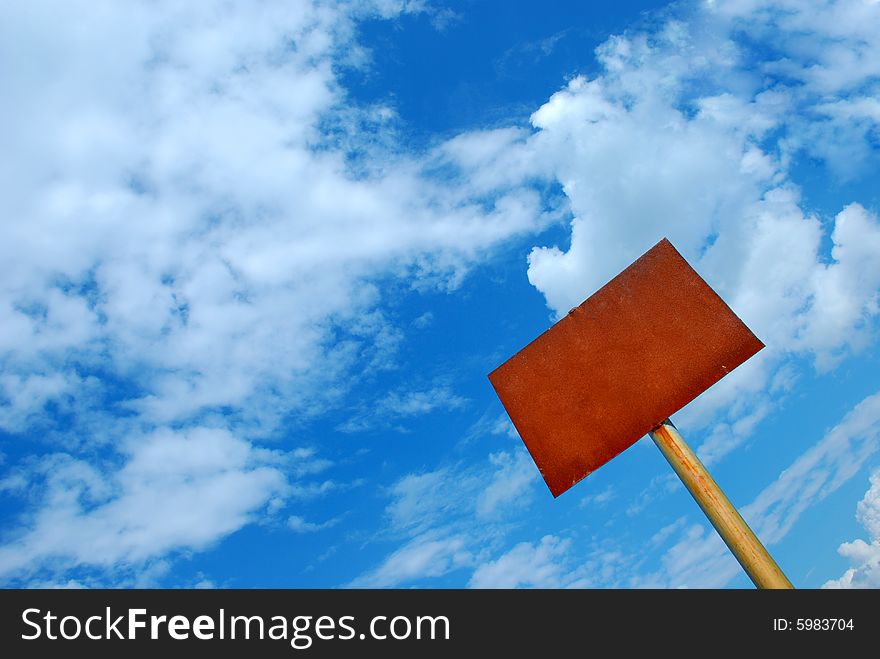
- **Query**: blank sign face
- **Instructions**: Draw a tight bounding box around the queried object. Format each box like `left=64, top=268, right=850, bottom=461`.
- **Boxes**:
left=488, top=238, right=763, bottom=497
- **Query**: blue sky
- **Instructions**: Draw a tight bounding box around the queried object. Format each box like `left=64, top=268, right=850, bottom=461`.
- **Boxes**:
left=1, top=0, right=880, bottom=589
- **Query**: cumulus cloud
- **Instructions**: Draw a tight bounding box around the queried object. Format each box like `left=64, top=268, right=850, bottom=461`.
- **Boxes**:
left=824, top=469, right=880, bottom=589
left=527, top=68, right=874, bottom=343
left=488, top=0, right=880, bottom=463
left=0, top=0, right=546, bottom=434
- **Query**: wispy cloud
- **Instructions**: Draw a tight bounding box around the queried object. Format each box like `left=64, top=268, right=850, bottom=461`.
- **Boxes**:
left=287, top=515, right=342, bottom=535
left=337, top=384, right=468, bottom=433
left=349, top=447, right=540, bottom=587
left=646, top=389, right=880, bottom=587
left=469, top=535, right=573, bottom=588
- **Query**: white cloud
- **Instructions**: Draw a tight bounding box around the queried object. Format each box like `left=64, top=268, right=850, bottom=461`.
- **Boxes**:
left=797, top=203, right=880, bottom=368
left=411, top=311, right=434, bottom=329
left=381, top=388, right=465, bottom=418
left=0, top=0, right=550, bottom=431
left=462, top=411, right=519, bottom=445
left=823, top=469, right=880, bottom=589
left=0, top=1, right=553, bottom=579
left=523, top=26, right=880, bottom=359
left=350, top=446, right=540, bottom=587
left=649, top=517, right=687, bottom=548
left=468, top=534, right=634, bottom=589
left=351, top=445, right=636, bottom=589
left=338, top=384, right=468, bottom=433
left=469, top=536, right=571, bottom=588
left=476, top=451, right=538, bottom=518
left=288, top=515, right=341, bottom=534
left=0, top=427, right=288, bottom=583
left=746, top=391, right=880, bottom=545
left=580, top=485, right=616, bottom=509
left=716, top=0, right=880, bottom=96
left=349, top=533, right=473, bottom=588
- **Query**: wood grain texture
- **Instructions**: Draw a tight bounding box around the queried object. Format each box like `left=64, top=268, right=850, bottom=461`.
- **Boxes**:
left=650, top=419, right=793, bottom=589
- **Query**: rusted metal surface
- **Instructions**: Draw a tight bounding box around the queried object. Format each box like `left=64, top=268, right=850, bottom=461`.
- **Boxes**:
left=488, top=238, right=763, bottom=497
left=649, top=419, right=793, bottom=589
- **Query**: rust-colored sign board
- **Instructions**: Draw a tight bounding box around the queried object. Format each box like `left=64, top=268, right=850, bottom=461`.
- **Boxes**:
left=489, top=238, right=763, bottom=497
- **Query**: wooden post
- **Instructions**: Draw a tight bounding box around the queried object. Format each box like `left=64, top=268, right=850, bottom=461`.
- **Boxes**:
left=649, top=419, right=793, bottom=589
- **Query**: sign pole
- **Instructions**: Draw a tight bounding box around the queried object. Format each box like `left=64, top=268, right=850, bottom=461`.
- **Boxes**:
left=489, top=239, right=797, bottom=588
left=649, top=419, right=793, bottom=589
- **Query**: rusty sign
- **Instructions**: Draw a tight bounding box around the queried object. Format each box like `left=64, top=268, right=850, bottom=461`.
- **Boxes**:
left=489, top=238, right=763, bottom=498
